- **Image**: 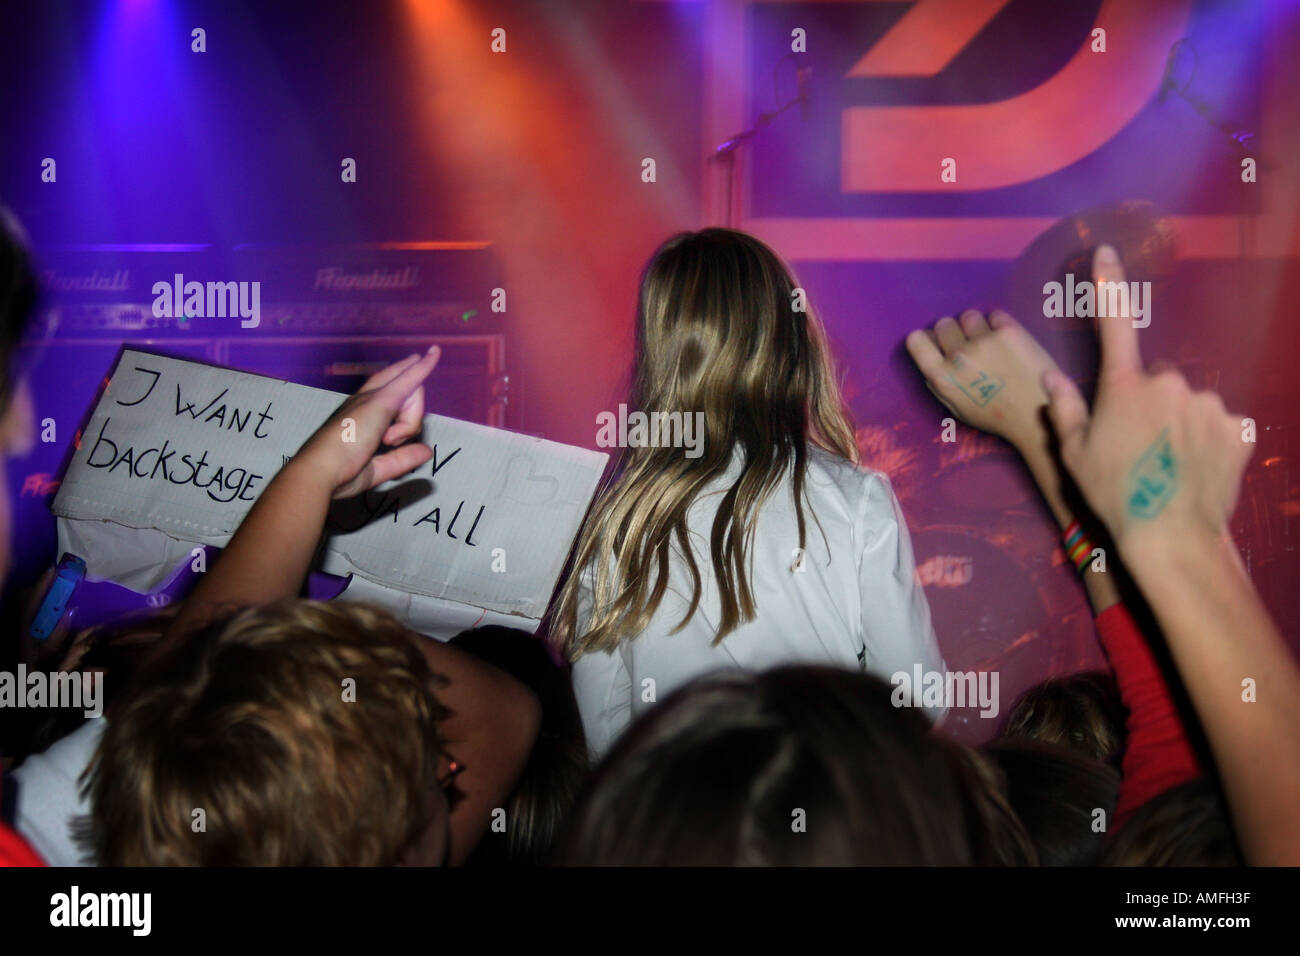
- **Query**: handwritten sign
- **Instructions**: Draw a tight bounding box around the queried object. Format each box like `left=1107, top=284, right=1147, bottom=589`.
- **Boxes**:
left=54, top=349, right=608, bottom=620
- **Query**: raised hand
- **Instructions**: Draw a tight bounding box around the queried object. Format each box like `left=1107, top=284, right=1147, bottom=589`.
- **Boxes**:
left=905, top=308, right=1061, bottom=454
left=1042, top=245, right=1252, bottom=553
left=168, top=346, right=442, bottom=637
left=296, top=347, right=441, bottom=499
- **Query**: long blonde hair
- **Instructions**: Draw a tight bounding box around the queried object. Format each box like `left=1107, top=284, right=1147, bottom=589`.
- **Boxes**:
left=551, top=229, right=857, bottom=658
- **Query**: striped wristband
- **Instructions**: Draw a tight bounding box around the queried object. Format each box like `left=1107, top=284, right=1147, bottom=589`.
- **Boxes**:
left=1062, top=519, right=1095, bottom=576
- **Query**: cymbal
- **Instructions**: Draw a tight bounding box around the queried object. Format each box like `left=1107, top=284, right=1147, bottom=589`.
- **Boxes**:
left=1009, top=200, right=1177, bottom=332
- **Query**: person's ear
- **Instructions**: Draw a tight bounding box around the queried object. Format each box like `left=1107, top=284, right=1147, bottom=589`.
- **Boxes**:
left=0, top=378, right=36, bottom=458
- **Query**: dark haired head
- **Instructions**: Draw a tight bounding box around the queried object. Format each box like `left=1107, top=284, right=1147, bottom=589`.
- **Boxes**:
left=982, top=738, right=1120, bottom=866
left=946, top=744, right=1038, bottom=866
left=451, top=626, right=589, bottom=865
left=0, top=206, right=38, bottom=585
left=0, top=207, right=38, bottom=411
left=556, top=666, right=992, bottom=866
left=1102, top=778, right=1242, bottom=867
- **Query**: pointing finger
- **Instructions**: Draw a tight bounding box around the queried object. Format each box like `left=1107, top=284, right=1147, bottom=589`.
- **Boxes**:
left=366, top=442, right=434, bottom=489
left=375, top=345, right=441, bottom=415
left=1092, top=244, right=1142, bottom=377
left=360, top=353, right=422, bottom=392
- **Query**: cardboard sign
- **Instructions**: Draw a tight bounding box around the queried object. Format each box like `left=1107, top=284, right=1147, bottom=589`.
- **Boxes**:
left=53, top=349, right=607, bottom=620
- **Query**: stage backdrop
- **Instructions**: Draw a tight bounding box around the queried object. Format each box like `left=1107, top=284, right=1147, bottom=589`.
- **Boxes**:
left=2, top=1, right=1296, bottom=742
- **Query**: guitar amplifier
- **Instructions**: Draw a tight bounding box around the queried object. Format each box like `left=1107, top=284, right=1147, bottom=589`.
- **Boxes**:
left=35, top=242, right=504, bottom=337
left=9, top=242, right=513, bottom=591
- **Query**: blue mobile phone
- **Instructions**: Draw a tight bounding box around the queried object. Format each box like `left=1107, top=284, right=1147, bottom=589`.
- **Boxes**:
left=30, top=553, right=87, bottom=641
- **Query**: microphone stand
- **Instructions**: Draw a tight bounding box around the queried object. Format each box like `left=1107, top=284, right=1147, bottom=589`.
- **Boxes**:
left=1161, top=39, right=1270, bottom=169
left=711, top=94, right=803, bottom=228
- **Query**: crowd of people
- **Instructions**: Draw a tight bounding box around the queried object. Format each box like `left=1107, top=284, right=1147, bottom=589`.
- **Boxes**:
left=1, top=221, right=1297, bottom=866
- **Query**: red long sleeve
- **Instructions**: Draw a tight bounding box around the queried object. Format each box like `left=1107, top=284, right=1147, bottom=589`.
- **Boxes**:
left=1095, top=602, right=1202, bottom=830
left=0, top=822, right=44, bottom=867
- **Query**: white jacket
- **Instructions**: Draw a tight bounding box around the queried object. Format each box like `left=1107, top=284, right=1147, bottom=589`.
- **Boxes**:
left=572, top=447, right=946, bottom=759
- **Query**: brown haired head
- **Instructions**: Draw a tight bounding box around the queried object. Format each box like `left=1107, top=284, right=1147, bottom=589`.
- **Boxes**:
left=1003, top=671, right=1127, bottom=764
left=85, top=601, right=447, bottom=866
left=551, top=229, right=857, bottom=657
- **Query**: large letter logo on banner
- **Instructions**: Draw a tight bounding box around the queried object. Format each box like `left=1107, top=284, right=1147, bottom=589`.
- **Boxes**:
left=843, top=0, right=1192, bottom=192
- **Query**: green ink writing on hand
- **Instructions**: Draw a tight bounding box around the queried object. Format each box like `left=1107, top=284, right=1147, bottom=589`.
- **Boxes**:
left=946, top=369, right=1006, bottom=408
left=1127, top=428, right=1178, bottom=519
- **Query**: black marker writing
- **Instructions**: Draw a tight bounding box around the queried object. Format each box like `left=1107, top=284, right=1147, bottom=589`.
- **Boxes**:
left=430, top=445, right=460, bottom=477
left=174, top=385, right=275, bottom=438
left=85, top=417, right=264, bottom=504
left=413, top=501, right=484, bottom=546
left=115, top=367, right=161, bottom=408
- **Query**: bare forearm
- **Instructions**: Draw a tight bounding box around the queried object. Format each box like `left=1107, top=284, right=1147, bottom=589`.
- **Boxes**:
left=172, top=460, right=334, bottom=633
left=1123, top=531, right=1300, bottom=865
left=1015, top=438, right=1122, bottom=614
